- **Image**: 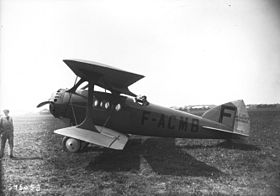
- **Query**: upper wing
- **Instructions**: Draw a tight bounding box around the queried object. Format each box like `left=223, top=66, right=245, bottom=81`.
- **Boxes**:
left=63, top=59, right=144, bottom=97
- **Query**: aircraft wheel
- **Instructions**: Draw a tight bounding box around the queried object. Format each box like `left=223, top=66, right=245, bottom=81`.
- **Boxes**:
left=62, top=136, right=68, bottom=147
left=62, top=137, right=81, bottom=153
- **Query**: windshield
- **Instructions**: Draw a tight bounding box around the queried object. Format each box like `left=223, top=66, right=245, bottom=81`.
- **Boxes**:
left=75, top=81, right=111, bottom=96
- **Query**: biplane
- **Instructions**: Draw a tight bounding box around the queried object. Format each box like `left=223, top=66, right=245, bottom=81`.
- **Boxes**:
left=37, top=59, right=250, bottom=152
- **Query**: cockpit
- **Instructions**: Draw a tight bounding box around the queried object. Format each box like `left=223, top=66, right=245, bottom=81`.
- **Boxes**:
left=69, top=77, right=149, bottom=108
left=134, top=95, right=149, bottom=106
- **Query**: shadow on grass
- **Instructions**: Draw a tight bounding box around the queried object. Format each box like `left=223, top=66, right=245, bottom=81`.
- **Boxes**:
left=11, top=156, right=43, bottom=161
left=86, top=139, right=142, bottom=172
left=86, top=138, right=223, bottom=177
left=178, top=140, right=260, bottom=151
left=215, top=141, right=261, bottom=151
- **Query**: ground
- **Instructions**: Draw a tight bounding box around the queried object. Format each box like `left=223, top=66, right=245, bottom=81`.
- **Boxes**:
left=0, top=110, right=279, bottom=195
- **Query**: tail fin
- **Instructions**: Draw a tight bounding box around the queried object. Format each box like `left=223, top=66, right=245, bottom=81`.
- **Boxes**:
left=202, top=100, right=250, bottom=137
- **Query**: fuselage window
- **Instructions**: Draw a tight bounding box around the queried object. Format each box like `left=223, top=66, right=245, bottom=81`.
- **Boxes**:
left=93, top=100, right=99, bottom=107
left=105, top=102, right=110, bottom=109
left=115, top=104, right=121, bottom=111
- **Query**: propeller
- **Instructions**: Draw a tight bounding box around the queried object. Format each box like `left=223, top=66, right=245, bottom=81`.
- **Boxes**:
left=36, top=89, right=69, bottom=119
left=37, top=91, right=57, bottom=108
left=37, top=101, right=54, bottom=108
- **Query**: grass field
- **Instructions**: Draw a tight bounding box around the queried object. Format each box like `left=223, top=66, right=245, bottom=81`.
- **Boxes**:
left=0, top=110, right=279, bottom=195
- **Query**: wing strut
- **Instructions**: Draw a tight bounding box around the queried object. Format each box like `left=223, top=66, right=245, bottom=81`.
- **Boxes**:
left=67, top=78, right=86, bottom=93
left=76, top=80, right=99, bottom=132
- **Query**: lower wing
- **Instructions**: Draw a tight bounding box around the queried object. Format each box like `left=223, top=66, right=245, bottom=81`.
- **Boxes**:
left=54, top=125, right=128, bottom=150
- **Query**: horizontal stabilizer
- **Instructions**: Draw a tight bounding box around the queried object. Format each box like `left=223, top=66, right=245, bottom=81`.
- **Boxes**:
left=54, top=126, right=128, bottom=150
left=202, top=126, right=248, bottom=138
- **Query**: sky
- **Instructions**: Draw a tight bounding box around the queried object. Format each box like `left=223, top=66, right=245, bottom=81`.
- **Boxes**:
left=1, top=0, right=280, bottom=114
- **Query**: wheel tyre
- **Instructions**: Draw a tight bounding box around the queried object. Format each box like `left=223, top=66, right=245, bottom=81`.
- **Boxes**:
left=63, top=137, right=81, bottom=153
left=62, top=136, right=69, bottom=148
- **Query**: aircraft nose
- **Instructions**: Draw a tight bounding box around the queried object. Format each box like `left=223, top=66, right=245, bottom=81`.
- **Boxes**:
left=37, top=88, right=68, bottom=118
left=49, top=89, right=66, bottom=117
left=53, top=89, right=65, bottom=103
left=49, top=102, right=56, bottom=116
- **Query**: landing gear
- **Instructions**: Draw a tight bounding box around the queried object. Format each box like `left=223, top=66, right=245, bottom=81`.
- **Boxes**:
left=62, top=137, right=89, bottom=153
left=80, top=141, right=89, bottom=151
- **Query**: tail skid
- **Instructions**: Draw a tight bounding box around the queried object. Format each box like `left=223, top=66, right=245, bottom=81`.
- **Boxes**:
left=202, top=100, right=250, bottom=137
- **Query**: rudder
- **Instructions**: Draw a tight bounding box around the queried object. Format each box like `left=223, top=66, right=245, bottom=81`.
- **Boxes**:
left=202, top=100, right=250, bottom=137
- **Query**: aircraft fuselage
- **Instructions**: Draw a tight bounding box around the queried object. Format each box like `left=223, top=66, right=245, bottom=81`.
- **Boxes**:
left=51, top=89, right=241, bottom=139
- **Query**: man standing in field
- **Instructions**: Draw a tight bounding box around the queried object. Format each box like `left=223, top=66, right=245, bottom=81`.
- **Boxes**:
left=0, top=109, right=14, bottom=158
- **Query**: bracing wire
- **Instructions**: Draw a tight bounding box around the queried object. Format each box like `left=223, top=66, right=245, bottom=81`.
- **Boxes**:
left=68, top=76, right=78, bottom=125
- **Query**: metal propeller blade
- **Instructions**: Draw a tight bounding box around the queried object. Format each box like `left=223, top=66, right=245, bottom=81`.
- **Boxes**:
left=37, top=101, right=53, bottom=108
